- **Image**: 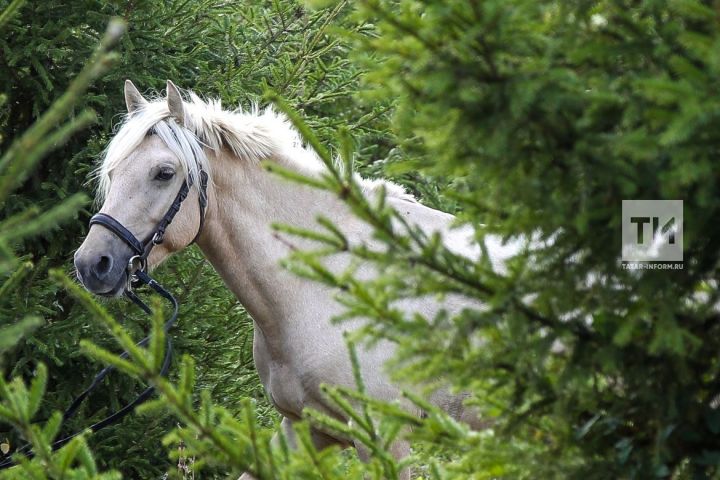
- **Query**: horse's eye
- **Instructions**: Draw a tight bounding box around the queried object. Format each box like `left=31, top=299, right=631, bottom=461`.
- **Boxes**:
left=155, top=168, right=175, bottom=181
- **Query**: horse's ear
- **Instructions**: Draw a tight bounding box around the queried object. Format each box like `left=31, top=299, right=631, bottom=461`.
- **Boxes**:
left=166, top=80, right=185, bottom=125
left=124, top=80, right=147, bottom=114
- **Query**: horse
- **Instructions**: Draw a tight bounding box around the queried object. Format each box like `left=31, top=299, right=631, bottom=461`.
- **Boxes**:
left=74, top=80, right=513, bottom=478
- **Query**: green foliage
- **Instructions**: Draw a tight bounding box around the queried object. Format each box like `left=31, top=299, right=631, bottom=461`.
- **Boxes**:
left=271, top=0, right=720, bottom=478
left=1, top=0, right=388, bottom=477
left=0, top=363, right=120, bottom=480
left=0, top=1, right=126, bottom=476
left=4, top=0, right=719, bottom=478
left=52, top=270, right=403, bottom=479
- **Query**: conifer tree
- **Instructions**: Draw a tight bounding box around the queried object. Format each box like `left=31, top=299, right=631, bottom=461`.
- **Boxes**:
left=6, top=0, right=719, bottom=478
left=0, top=1, right=125, bottom=475
left=278, top=0, right=720, bottom=477
left=1, top=0, right=388, bottom=476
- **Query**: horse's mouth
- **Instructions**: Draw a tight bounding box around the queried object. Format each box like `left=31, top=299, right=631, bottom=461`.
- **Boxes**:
left=97, top=274, right=127, bottom=298
left=77, top=270, right=127, bottom=298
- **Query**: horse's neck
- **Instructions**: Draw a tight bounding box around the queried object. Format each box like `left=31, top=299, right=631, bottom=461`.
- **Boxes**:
left=196, top=151, right=350, bottom=342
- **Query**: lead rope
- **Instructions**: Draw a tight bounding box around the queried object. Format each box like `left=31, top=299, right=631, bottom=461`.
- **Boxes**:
left=0, top=165, right=207, bottom=470
left=0, top=271, right=178, bottom=469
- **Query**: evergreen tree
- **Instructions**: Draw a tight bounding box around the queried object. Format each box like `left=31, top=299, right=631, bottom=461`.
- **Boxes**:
left=5, top=0, right=719, bottom=478
left=279, top=0, right=720, bottom=477
left=1, top=0, right=388, bottom=476
left=0, top=1, right=125, bottom=476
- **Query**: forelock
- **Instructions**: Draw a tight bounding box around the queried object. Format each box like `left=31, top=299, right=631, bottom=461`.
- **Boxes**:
left=93, top=100, right=209, bottom=205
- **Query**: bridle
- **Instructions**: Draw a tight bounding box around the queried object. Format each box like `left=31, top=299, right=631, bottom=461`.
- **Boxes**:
left=89, top=168, right=209, bottom=293
left=0, top=167, right=209, bottom=469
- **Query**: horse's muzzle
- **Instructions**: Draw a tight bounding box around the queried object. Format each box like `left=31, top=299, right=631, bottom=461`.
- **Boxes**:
left=74, top=230, right=133, bottom=297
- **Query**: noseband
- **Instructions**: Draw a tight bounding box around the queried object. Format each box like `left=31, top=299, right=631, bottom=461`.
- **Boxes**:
left=0, top=169, right=209, bottom=469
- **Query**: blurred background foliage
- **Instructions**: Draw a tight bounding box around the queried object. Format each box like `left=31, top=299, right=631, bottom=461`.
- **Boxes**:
left=2, top=0, right=720, bottom=478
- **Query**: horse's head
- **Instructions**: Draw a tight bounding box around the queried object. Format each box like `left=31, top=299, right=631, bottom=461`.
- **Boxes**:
left=74, top=80, right=208, bottom=296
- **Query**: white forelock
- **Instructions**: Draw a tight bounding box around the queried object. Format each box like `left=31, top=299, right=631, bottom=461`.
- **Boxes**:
left=95, top=90, right=413, bottom=204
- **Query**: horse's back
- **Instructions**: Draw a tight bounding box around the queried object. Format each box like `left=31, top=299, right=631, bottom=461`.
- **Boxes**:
left=388, top=195, right=525, bottom=269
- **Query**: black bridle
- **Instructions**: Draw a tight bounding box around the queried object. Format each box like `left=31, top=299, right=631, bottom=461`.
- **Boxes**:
left=89, top=168, right=209, bottom=288
left=0, top=169, right=209, bottom=470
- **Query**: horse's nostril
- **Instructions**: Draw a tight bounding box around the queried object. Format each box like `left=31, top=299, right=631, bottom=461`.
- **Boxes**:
left=93, top=255, right=113, bottom=277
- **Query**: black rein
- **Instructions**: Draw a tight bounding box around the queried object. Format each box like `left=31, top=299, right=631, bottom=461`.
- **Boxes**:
left=0, top=169, right=208, bottom=470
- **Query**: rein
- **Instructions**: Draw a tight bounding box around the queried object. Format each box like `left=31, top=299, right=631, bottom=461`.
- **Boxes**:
left=0, top=169, right=208, bottom=470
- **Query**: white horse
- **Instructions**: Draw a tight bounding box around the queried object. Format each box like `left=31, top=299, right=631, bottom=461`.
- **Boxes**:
left=74, top=81, right=514, bottom=477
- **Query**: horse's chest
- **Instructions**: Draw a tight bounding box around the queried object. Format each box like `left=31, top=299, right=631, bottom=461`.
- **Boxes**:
left=252, top=327, right=331, bottom=419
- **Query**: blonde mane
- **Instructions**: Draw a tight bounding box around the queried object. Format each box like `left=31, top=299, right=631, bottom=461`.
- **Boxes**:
left=96, top=90, right=413, bottom=203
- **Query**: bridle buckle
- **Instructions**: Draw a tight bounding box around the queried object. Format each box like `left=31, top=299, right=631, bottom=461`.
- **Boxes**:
left=152, top=231, right=164, bottom=245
